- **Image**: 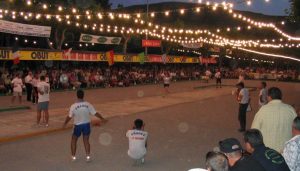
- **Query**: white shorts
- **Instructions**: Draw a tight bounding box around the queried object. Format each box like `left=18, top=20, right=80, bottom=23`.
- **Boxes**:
left=128, top=150, right=146, bottom=160
left=13, top=92, right=22, bottom=97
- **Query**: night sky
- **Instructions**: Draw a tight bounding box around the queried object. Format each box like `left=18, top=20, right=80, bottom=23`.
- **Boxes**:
left=110, top=0, right=290, bottom=16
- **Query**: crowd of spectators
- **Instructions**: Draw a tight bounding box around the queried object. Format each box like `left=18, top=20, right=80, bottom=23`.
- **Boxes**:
left=0, top=64, right=204, bottom=94
left=190, top=86, right=300, bottom=171
left=0, top=64, right=299, bottom=95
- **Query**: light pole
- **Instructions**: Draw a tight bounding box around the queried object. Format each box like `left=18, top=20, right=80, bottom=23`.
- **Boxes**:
left=145, top=0, right=149, bottom=56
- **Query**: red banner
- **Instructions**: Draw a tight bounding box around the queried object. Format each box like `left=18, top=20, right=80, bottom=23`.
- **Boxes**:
left=148, top=54, right=162, bottom=62
left=142, top=40, right=161, bottom=47
left=62, top=52, right=98, bottom=61
left=199, top=57, right=217, bottom=64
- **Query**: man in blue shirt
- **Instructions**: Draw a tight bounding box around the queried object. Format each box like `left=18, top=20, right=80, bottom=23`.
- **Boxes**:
left=243, top=129, right=290, bottom=171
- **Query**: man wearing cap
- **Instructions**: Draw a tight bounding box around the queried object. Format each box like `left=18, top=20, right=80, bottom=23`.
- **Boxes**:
left=243, top=129, right=290, bottom=171
left=219, top=138, right=265, bottom=171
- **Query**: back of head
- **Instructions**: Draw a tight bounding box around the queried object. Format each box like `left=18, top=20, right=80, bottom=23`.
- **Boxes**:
left=236, top=82, right=244, bottom=88
left=268, top=87, right=282, bottom=100
left=206, top=151, right=229, bottom=171
left=244, top=129, right=264, bottom=148
left=261, top=82, right=267, bottom=88
left=77, top=89, right=84, bottom=99
left=40, top=75, right=45, bottom=81
left=293, top=116, right=300, bottom=131
left=134, top=119, right=144, bottom=129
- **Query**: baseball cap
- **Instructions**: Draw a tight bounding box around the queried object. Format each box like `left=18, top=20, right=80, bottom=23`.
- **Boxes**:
left=219, top=138, right=242, bottom=153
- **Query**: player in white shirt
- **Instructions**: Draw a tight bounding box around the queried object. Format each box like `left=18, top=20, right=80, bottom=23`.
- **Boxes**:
left=37, top=76, right=50, bottom=127
left=236, top=82, right=250, bottom=132
left=63, top=90, right=107, bottom=162
left=162, top=72, right=171, bottom=95
left=205, top=70, right=212, bottom=83
left=215, top=69, right=222, bottom=88
left=126, top=119, right=148, bottom=165
left=11, top=73, right=23, bottom=104
left=258, top=82, right=268, bottom=107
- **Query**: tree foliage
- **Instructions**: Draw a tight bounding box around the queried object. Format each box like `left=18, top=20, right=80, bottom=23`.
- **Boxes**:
left=287, top=0, right=300, bottom=23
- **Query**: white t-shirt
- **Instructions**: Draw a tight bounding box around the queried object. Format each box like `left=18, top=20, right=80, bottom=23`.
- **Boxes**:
left=163, top=76, right=171, bottom=84
left=215, top=72, right=221, bottom=79
left=188, top=169, right=208, bottom=171
left=25, top=75, right=32, bottom=84
left=37, top=81, right=50, bottom=103
left=69, top=101, right=97, bottom=125
left=11, top=77, right=23, bottom=92
left=205, top=70, right=212, bottom=77
left=126, top=129, right=148, bottom=159
left=259, top=88, right=268, bottom=106
left=239, top=88, right=250, bottom=104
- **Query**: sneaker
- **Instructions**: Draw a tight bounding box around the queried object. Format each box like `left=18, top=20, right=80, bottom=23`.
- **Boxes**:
left=86, top=156, right=91, bottom=162
left=71, top=156, right=77, bottom=162
left=45, top=124, right=49, bottom=127
left=141, top=158, right=145, bottom=164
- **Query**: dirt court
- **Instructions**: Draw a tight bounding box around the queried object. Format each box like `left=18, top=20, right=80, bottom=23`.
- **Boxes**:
left=0, top=79, right=299, bottom=171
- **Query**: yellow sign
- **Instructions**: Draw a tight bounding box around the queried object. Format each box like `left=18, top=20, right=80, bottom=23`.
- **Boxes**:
left=20, top=51, right=62, bottom=61
left=0, top=49, right=203, bottom=64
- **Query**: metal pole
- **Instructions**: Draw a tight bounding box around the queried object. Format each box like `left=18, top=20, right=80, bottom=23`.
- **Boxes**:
left=145, top=0, right=149, bottom=56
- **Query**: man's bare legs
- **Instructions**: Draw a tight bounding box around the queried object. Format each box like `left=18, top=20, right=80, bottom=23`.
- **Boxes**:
left=11, top=96, right=16, bottom=104
left=37, top=110, right=42, bottom=125
left=71, top=135, right=78, bottom=158
left=18, top=95, right=22, bottom=104
left=83, top=135, right=90, bottom=157
left=44, top=110, right=49, bottom=126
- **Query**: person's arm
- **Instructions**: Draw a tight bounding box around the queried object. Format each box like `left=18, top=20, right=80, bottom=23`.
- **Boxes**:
left=95, top=112, right=108, bottom=122
left=63, top=107, right=74, bottom=128
left=283, top=142, right=298, bottom=170
left=63, top=116, right=72, bottom=128
left=37, top=84, right=44, bottom=95
left=251, top=111, right=262, bottom=129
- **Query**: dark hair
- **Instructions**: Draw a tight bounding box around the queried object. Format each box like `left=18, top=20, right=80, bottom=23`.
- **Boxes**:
left=293, top=116, right=300, bottom=131
left=261, top=82, right=267, bottom=88
left=244, top=129, right=264, bottom=147
left=40, top=75, right=45, bottom=81
left=134, top=119, right=144, bottom=129
left=236, top=82, right=244, bottom=88
left=206, top=151, right=229, bottom=171
left=77, top=89, right=84, bottom=99
left=268, top=87, right=282, bottom=100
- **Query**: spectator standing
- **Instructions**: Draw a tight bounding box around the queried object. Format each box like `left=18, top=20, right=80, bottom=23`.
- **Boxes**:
left=25, top=71, right=33, bottom=102
left=31, top=73, right=39, bottom=104
left=11, top=73, right=23, bottom=105
left=243, top=129, right=290, bottom=171
left=215, top=69, right=222, bottom=88
left=36, top=76, right=50, bottom=127
left=258, top=82, right=268, bottom=107
left=283, top=117, right=300, bottom=171
left=251, top=87, right=297, bottom=152
left=236, top=82, right=250, bottom=132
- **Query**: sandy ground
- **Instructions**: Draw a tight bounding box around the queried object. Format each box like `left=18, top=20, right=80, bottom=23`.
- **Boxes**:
left=0, top=79, right=299, bottom=171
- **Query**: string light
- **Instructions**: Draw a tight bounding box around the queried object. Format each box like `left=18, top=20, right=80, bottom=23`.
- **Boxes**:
left=238, top=47, right=300, bottom=62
